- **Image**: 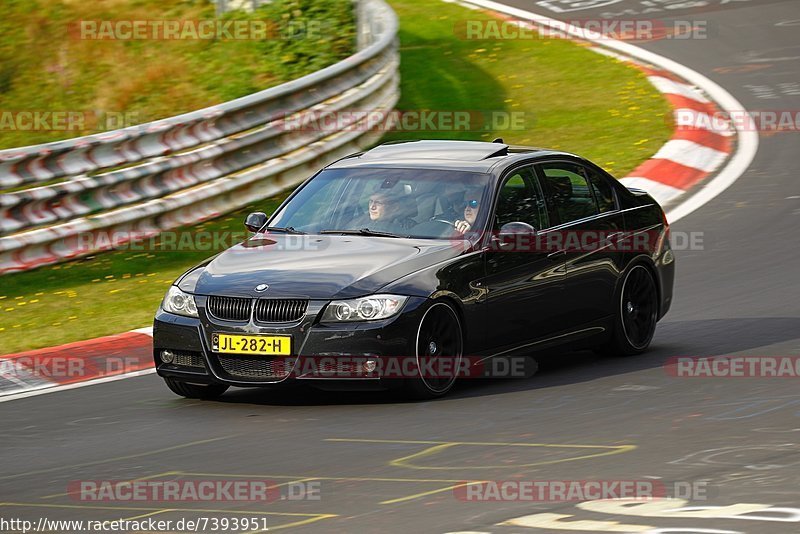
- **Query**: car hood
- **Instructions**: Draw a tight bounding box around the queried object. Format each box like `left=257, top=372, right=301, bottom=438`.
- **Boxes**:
left=193, top=233, right=467, bottom=299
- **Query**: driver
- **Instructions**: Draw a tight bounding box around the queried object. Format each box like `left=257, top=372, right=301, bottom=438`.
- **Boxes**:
left=368, top=190, right=396, bottom=223
left=356, top=186, right=415, bottom=231
left=454, top=190, right=481, bottom=235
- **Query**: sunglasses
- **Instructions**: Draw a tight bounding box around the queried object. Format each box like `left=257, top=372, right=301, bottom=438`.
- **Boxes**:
left=464, top=199, right=480, bottom=209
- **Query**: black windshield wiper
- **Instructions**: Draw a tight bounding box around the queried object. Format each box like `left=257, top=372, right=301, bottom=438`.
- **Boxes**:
left=263, top=226, right=306, bottom=234
left=319, top=228, right=409, bottom=238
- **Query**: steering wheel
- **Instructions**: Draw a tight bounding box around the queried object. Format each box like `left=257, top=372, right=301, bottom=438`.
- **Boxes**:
left=429, top=218, right=455, bottom=226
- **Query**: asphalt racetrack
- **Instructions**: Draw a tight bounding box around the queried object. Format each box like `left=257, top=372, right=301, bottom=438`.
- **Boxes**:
left=2, top=1, right=800, bottom=532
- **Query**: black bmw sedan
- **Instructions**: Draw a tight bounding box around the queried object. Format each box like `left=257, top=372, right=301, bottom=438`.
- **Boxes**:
left=154, top=140, right=674, bottom=399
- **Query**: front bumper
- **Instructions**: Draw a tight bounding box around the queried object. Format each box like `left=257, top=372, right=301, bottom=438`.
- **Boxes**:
left=153, top=296, right=428, bottom=389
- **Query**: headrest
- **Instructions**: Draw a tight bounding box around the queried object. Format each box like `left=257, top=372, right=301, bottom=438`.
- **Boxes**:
left=549, top=175, right=573, bottom=200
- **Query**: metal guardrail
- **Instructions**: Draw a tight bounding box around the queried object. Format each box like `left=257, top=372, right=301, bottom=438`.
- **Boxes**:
left=0, top=0, right=399, bottom=275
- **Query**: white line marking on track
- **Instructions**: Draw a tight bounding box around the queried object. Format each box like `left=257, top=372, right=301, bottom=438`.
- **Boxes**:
left=587, top=46, right=648, bottom=67
left=647, top=76, right=710, bottom=103
left=0, top=368, right=157, bottom=403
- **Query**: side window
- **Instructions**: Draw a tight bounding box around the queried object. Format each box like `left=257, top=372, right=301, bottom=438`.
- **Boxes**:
left=494, top=167, right=547, bottom=230
left=586, top=167, right=617, bottom=213
left=539, top=162, right=599, bottom=225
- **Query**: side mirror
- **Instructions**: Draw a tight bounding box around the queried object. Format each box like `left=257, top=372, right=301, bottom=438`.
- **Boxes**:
left=244, top=212, right=268, bottom=233
left=495, top=221, right=537, bottom=250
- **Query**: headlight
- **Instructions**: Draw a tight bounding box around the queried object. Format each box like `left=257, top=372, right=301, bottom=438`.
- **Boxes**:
left=162, top=286, right=198, bottom=318
left=321, top=294, right=408, bottom=322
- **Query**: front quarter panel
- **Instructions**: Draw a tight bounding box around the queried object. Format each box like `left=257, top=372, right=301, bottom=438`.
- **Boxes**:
left=380, top=247, right=488, bottom=354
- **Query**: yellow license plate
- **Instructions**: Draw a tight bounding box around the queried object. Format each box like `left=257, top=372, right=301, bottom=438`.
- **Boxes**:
left=212, top=333, right=291, bottom=356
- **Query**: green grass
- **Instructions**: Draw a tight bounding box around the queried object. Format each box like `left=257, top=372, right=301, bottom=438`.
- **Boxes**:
left=0, top=0, right=672, bottom=354
left=0, top=0, right=355, bottom=150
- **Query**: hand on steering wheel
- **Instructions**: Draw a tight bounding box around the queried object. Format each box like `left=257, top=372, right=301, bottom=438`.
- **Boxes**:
left=454, top=219, right=471, bottom=234
left=428, top=217, right=472, bottom=236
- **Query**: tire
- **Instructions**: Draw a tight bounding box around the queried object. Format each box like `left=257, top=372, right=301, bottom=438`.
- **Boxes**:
left=403, top=301, right=463, bottom=399
left=597, top=264, right=659, bottom=357
left=164, top=377, right=229, bottom=399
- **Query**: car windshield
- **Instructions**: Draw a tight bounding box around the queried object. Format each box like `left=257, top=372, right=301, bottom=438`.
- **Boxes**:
left=269, top=167, right=492, bottom=239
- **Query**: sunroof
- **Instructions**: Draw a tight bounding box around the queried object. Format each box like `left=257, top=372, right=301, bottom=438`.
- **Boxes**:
left=361, top=140, right=510, bottom=161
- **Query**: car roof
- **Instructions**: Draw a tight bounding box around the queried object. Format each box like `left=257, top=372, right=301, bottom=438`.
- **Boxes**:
left=326, top=140, right=584, bottom=174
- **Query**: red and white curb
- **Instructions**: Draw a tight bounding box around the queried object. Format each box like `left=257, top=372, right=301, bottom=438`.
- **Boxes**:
left=0, top=327, right=154, bottom=402
left=598, top=55, right=735, bottom=209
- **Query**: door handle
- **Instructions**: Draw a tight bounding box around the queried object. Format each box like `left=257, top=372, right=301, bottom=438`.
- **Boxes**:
left=547, top=249, right=566, bottom=260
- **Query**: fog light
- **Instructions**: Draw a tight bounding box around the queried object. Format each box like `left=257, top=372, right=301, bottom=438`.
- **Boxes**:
left=161, top=350, right=175, bottom=364
left=364, top=359, right=377, bottom=373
